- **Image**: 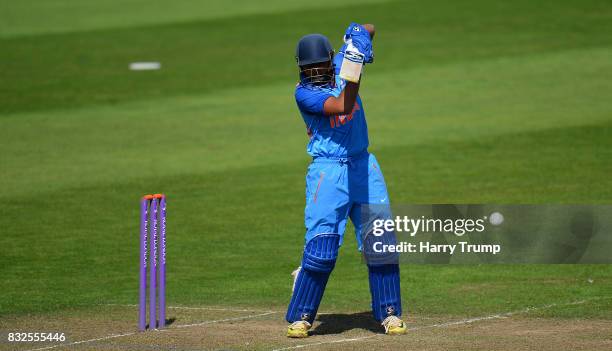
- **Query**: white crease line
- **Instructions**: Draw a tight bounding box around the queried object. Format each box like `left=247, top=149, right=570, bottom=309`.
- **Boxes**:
left=24, top=311, right=279, bottom=351
left=25, top=298, right=608, bottom=351
left=271, top=298, right=600, bottom=351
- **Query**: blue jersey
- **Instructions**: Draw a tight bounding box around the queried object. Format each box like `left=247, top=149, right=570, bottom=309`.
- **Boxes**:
left=294, top=58, right=369, bottom=158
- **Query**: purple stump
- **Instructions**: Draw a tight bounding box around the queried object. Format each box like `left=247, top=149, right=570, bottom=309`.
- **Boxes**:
left=138, top=196, right=150, bottom=331
left=158, top=195, right=167, bottom=328
left=149, top=197, right=158, bottom=329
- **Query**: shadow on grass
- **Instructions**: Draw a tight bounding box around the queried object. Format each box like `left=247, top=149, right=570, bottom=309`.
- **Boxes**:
left=312, top=311, right=380, bottom=335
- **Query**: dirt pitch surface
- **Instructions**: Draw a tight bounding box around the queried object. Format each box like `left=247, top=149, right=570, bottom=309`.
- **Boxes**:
left=1, top=303, right=611, bottom=351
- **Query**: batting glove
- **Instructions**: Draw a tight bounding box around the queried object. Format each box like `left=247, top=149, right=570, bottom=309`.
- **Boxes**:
left=341, top=22, right=373, bottom=63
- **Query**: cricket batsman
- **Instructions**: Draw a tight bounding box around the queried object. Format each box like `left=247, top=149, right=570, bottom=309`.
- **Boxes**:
left=285, top=23, right=407, bottom=338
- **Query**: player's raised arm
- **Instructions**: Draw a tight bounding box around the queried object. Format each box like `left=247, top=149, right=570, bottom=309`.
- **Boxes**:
left=323, top=23, right=374, bottom=116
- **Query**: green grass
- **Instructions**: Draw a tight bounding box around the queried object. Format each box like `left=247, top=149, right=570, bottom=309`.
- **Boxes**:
left=1, top=0, right=611, bottom=320
left=0, top=0, right=389, bottom=38
left=2, top=0, right=611, bottom=114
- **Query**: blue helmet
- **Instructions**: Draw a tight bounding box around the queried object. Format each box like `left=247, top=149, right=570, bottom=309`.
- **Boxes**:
left=296, top=34, right=334, bottom=66
left=296, top=34, right=334, bottom=86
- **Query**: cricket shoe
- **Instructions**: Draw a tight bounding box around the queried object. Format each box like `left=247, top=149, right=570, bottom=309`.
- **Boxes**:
left=287, top=321, right=311, bottom=338
left=382, top=315, right=407, bottom=335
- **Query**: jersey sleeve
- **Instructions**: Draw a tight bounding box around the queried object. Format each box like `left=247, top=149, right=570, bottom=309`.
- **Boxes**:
left=295, top=86, right=333, bottom=115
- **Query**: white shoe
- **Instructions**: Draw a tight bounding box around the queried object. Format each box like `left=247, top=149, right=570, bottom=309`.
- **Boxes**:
left=382, top=315, right=407, bottom=335
left=287, top=320, right=311, bottom=338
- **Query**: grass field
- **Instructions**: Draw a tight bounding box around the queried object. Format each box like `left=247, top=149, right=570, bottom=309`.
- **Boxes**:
left=1, top=0, right=611, bottom=350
